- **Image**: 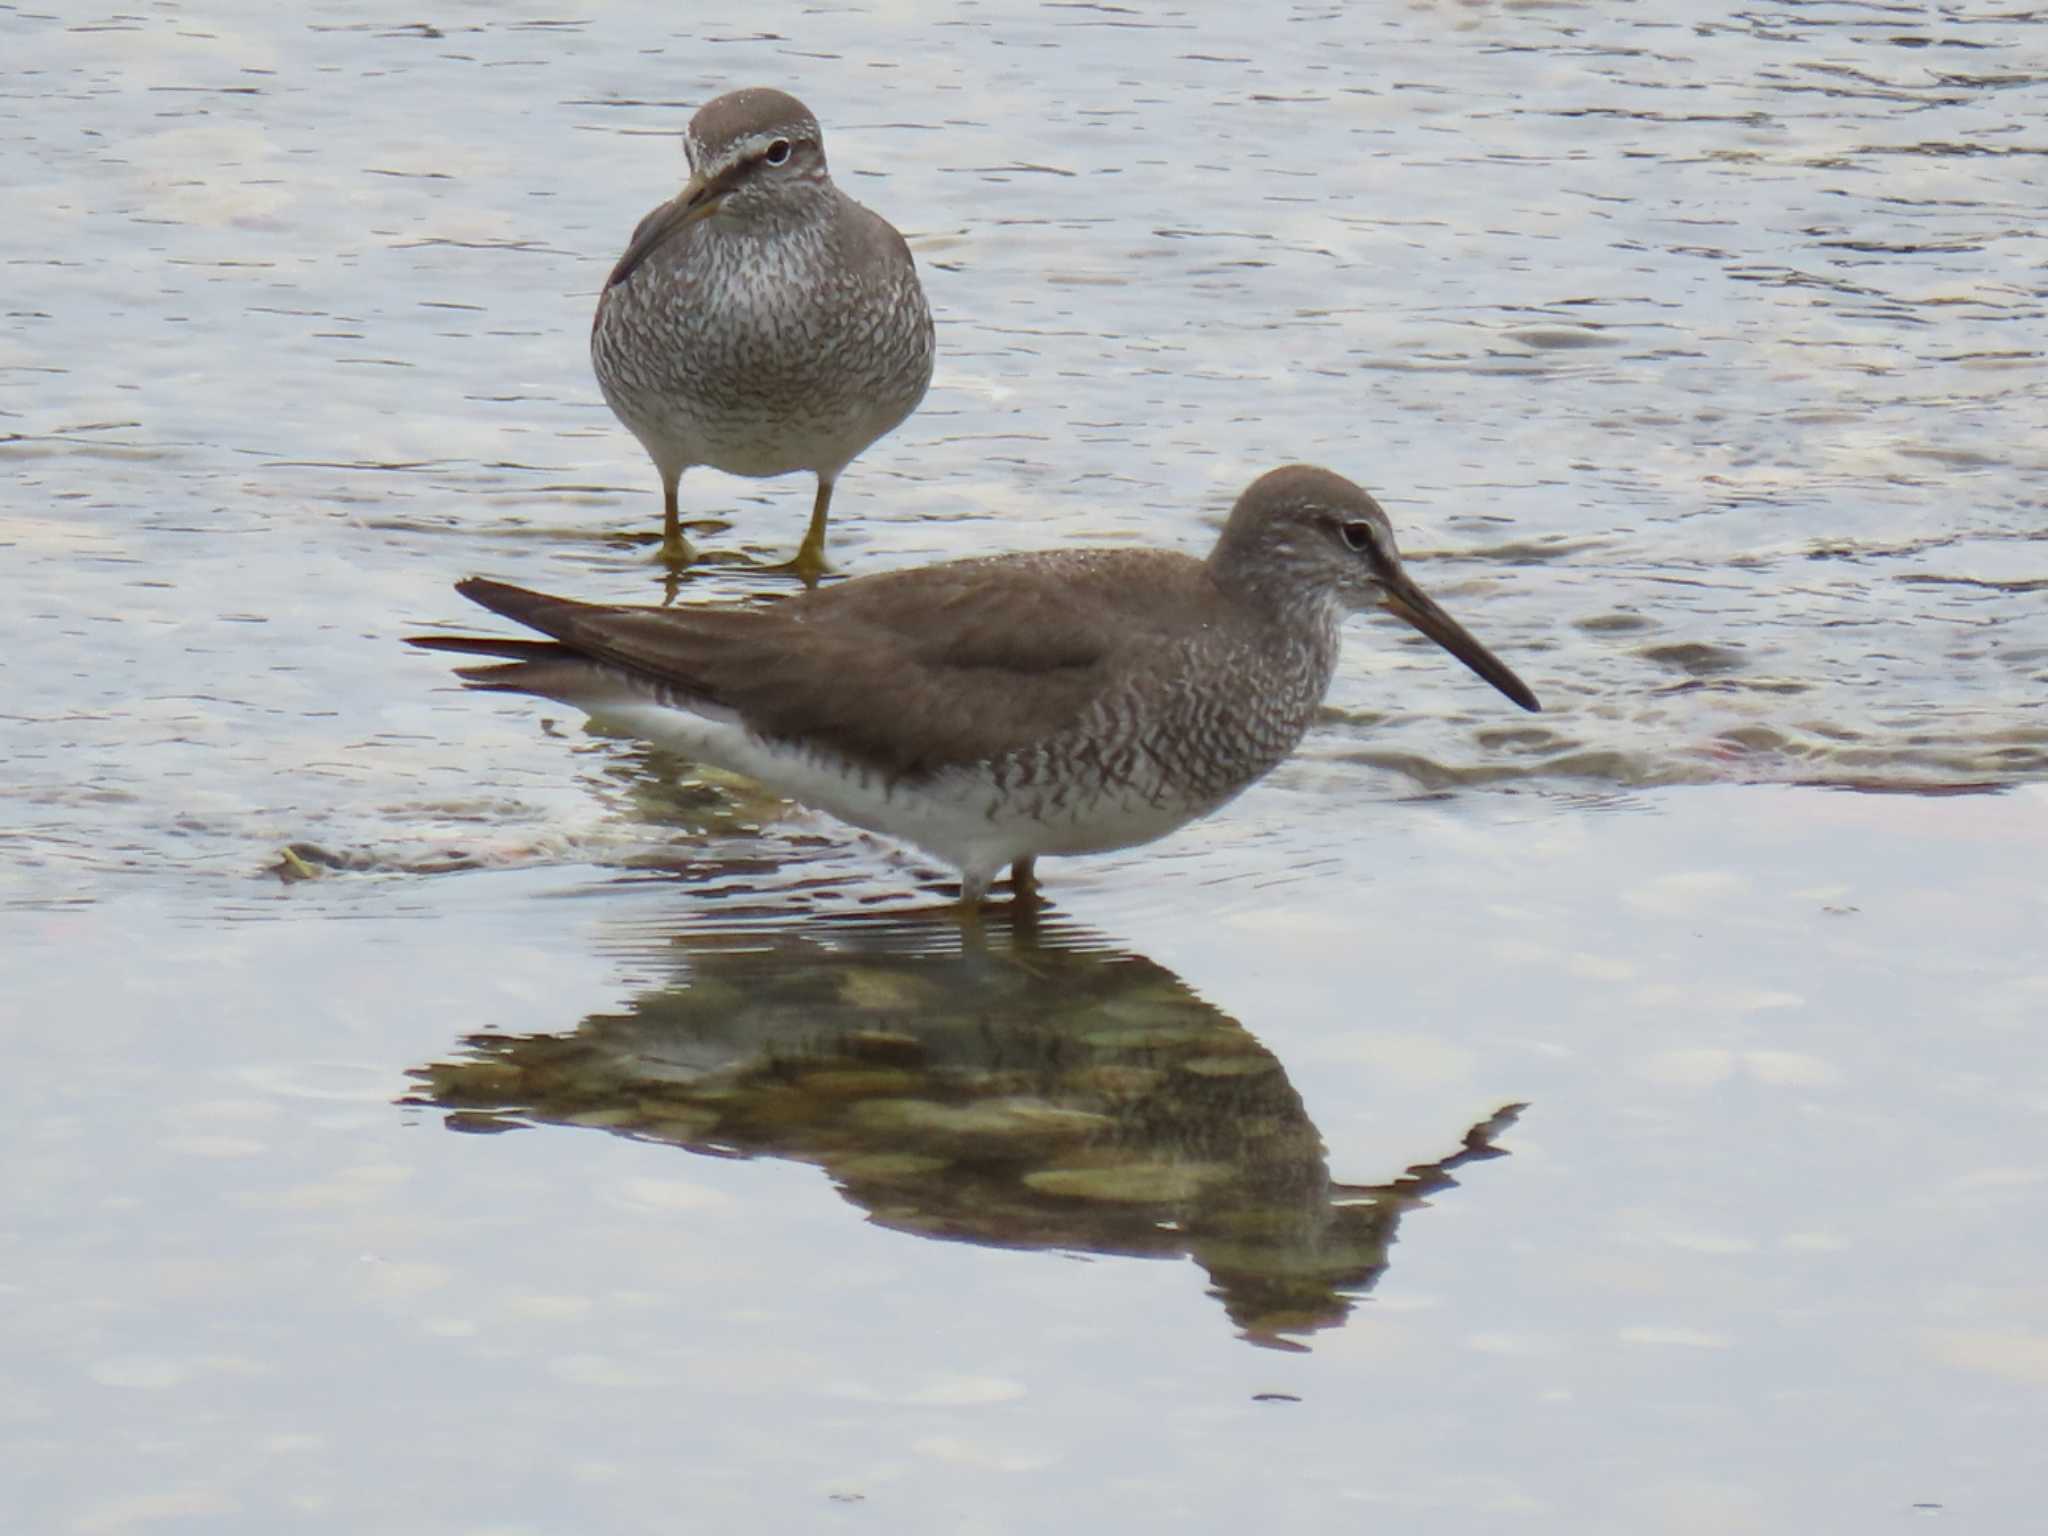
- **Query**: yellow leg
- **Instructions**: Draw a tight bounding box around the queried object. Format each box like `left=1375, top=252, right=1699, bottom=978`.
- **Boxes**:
left=1010, top=857, right=1041, bottom=905
left=658, top=472, right=695, bottom=567
left=764, top=477, right=834, bottom=585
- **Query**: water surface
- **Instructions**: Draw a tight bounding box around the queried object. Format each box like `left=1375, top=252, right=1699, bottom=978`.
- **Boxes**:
left=4, top=2, right=2046, bottom=1530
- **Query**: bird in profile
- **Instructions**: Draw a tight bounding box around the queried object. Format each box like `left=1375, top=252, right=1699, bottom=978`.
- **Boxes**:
left=590, top=87, right=935, bottom=579
left=411, top=466, right=1541, bottom=905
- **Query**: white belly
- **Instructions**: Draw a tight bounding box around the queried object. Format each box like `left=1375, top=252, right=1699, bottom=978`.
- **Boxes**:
left=589, top=697, right=1214, bottom=883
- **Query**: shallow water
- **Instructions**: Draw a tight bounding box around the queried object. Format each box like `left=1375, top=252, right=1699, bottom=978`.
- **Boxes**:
left=5, top=2, right=2047, bottom=1531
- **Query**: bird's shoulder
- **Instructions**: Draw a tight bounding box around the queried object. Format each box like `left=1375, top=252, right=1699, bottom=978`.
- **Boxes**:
left=520, top=550, right=1233, bottom=778
left=725, top=549, right=1222, bottom=774
left=807, top=548, right=1211, bottom=671
left=667, top=550, right=1225, bottom=775
left=831, top=193, right=924, bottom=285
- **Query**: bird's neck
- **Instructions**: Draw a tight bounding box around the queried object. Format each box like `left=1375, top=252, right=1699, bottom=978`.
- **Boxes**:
left=717, top=179, right=841, bottom=238
left=1196, top=557, right=1345, bottom=727
left=1206, top=541, right=1345, bottom=647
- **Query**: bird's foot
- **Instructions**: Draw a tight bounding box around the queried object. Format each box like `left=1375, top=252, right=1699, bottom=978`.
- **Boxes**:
left=754, top=549, right=832, bottom=588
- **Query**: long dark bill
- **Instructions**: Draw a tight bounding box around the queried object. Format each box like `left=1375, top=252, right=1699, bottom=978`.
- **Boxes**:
left=604, top=163, right=746, bottom=291
left=1381, top=573, right=1541, bottom=713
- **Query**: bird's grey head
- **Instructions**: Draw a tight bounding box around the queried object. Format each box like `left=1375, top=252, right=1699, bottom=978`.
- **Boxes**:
left=1210, top=465, right=1409, bottom=613
left=1211, top=465, right=1542, bottom=712
left=680, top=87, right=830, bottom=213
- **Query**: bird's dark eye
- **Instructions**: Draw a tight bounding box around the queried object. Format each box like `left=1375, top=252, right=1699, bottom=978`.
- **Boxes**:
left=764, top=138, right=792, bottom=166
left=1340, top=521, right=1375, bottom=553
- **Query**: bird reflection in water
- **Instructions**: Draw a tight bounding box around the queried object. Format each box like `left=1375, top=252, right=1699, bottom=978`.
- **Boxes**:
left=404, top=906, right=1523, bottom=1351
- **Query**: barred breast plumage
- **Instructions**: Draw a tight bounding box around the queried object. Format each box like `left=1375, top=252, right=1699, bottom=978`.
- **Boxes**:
left=591, top=87, right=934, bottom=578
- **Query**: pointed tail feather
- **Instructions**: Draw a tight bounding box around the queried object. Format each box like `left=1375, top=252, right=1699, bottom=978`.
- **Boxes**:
left=443, top=656, right=607, bottom=699
left=450, top=577, right=610, bottom=644
left=409, top=577, right=743, bottom=720
left=406, top=634, right=563, bottom=661
left=404, top=631, right=595, bottom=695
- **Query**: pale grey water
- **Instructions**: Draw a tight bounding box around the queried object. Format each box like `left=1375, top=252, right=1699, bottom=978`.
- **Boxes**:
left=5, top=1, right=2048, bottom=1531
